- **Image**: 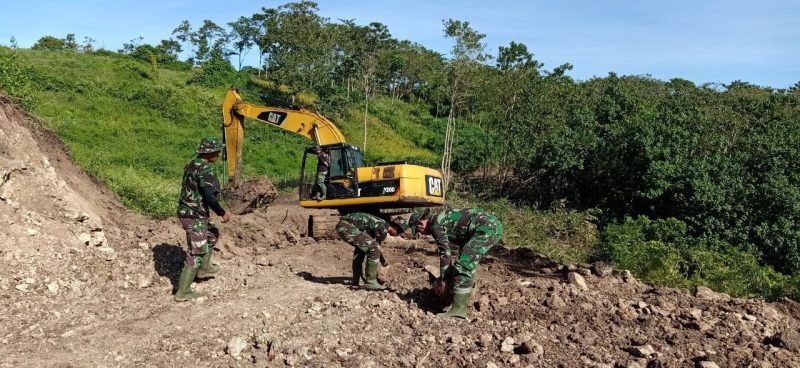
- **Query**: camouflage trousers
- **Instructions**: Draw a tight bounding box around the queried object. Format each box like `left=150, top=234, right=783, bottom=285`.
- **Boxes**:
left=178, top=217, right=219, bottom=268
left=315, top=170, right=328, bottom=199
left=439, top=214, right=503, bottom=291
left=336, top=219, right=382, bottom=261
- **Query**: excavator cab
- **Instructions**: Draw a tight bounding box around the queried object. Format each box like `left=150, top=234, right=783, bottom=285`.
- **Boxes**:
left=300, top=144, right=363, bottom=200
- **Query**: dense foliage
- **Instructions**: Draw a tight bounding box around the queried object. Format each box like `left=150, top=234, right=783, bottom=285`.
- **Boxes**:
left=4, top=1, right=800, bottom=300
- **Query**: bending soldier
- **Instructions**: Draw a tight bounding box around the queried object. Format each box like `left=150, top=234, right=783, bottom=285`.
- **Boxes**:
left=336, top=213, right=407, bottom=290
left=174, top=137, right=232, bottom=302
left=409, top=207, right=503, bottom=320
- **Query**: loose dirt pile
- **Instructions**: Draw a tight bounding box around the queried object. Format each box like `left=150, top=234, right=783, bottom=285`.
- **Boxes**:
left=223, top=176, right=278, bottom=215
left=1, top=95, right=800, bottom=368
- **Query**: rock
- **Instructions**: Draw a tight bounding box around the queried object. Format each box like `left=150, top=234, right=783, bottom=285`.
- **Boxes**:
left=96, top=246, right=116, bottom=261
left=447, top=334, right=463, bottom=345
left=694, top=286, right=730, bottom=302
left=591, top=261, right=613, bottom=277
left=226, top=336, right=249, bottom=359
left=546, top=294, right=567, bottom=309
left=138, top=274, right=153, bottom=288
left=516, top=341, right=543, bottom=357
left=696, top=362, right=719, bottom=368
left=500, top=337, right=516, bottom=353
left=90, top=230, right=106, bottom=247
left=78, top=232, right=92, bottom=245
left=26, top=228, right=38, bottom=236
left=763, top=330, right=800, bottom=352
left=486, top=363, right=499, bottom=368
left=496, top=296, right=509, bottom=306
left=15, top=284, right=28, bottom=292
left=478, top=333, right=494, bottom=348
left=138, top=242, right=150, bottom=250
left=47, top=282, right=59, bottom=294
left=568, top=272, right=589, bottom=291
left=257, top=257, right=269, bottom=266
left=625, top=344, right=656, bottom=358
left=621, top=270, right=633, bottom=282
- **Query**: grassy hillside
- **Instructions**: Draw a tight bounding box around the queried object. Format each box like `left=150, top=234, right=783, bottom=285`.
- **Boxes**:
left=1, top=48, right=440, bottom=216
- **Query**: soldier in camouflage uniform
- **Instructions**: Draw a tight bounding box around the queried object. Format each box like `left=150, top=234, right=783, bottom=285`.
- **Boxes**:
left=409, top=207, right=503, bottom=320
left=336, top=213, right=408, bottom=290
left=174, top=137, right=232, bottom=302
left=312, top=146, right=329, bottom=200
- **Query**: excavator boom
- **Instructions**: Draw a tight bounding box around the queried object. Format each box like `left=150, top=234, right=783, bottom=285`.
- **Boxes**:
left=222, top=87, right=346, bottom=181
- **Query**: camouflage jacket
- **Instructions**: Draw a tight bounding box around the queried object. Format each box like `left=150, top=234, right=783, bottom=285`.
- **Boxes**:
left=177, top=157, right=221, bottom=219
left=429, top=208, right=491, bottom=246
left=341, top=212, right=389, bottom=242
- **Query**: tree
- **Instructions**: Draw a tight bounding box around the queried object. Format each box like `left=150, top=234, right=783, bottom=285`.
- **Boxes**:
left=440, top=19, right=489, bottom=196
left=64, top=34, right=78, bottom=51
left=120, top=36, right=144, bottom=54
left=228, top=16, right=258, bottom=71
left=172, top=20, right=195, bottom=63
left=32, top=35, right=66, bottom=51
left=81, top=36, right=96, bottom=52
left=194, top=20, right=230, bottom=63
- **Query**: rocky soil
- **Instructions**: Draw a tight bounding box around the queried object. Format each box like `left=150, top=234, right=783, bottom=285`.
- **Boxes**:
left=1, top=95, right=800, bottom=368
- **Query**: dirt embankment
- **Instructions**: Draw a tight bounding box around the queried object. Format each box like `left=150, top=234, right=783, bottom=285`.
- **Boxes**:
left=1, top=95, right=800, bottom=368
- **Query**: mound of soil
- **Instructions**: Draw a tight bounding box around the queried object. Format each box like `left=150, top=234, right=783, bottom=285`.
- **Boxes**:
left=223, top=176, right=278, bottom=215
left=1, top=94, right=799, bottom=367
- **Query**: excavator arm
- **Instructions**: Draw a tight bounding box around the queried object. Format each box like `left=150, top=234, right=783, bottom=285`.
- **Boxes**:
left=222, top=87, right=347, bottom=182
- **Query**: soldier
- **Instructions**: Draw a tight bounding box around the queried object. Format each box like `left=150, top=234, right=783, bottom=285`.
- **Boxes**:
left=174, top=137, right=232, bottom=302
left=409, top=207, right=503, bottom=320
left=312, top=145, right=330, bottom=200
left=336, top=213, right=408, bottom=290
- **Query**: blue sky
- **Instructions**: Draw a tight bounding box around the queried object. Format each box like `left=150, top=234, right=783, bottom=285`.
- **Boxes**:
left=2, top=0, right=798, bottom=88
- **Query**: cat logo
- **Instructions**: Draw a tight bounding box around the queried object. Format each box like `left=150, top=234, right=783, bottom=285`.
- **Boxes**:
left=426, top=175, right=443, bottom=197
left=256, top=111, right=288, bottom=126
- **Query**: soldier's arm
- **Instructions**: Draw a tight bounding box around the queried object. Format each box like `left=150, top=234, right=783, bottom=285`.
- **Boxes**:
left=198, top=169, right=226, bottom=217
left=200, top=186, right=226, bottom=216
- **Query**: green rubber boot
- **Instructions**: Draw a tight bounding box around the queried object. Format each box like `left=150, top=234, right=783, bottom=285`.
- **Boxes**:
left=437, top=289, right=471, bottom=320
left=174, top=265, right=203, bottom=302
left=351, top=252, right=366, bottom=287
left=363, top=259, right=387, bottom=290
left=196, top=249, right=220, bottom=279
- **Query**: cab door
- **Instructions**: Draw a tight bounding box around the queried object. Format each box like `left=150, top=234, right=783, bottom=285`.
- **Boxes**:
left=326, top=146, right=359, bottom=198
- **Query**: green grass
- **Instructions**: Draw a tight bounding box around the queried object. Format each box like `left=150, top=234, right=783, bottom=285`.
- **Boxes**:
left=6, top=49, right=440, bottom=216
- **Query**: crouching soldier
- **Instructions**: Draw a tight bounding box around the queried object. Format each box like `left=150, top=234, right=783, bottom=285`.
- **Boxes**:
left=336, top=213, right=407, bottom=290
left=409, top=207, right=503, bottom=320
left=174, top=137, right=231, bottom=302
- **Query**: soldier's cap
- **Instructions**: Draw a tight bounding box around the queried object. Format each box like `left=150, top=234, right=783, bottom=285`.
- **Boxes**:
left=389, top=216, right=409, bottom=233
left=408, top=208, right=432, bottom=237
left=197, top=137, right=224, bottom=154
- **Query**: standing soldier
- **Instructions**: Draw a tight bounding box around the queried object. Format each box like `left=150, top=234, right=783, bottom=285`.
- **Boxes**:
left=409, top=207, right=503, bottom=320
left=174, top=137, right=231, bottom=302
left=312, top=145, right=330, bottom=200
left=336, top=213, right=407, bottom=290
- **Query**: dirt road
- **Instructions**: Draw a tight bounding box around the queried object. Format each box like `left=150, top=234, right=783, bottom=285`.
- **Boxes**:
left=1, top=95, right=799, bottom=367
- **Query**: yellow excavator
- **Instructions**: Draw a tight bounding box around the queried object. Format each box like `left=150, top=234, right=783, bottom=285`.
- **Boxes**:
left=221, top=87, right=444, bottom=236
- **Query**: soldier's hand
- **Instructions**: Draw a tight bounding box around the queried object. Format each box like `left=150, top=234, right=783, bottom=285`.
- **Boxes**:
left=221, top=212, right=231, bottom=223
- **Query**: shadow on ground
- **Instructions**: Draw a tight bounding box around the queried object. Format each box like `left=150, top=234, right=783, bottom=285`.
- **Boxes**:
left=296, top=271, right=352, bottom=286
left=152, top=243, right=185, bottom=293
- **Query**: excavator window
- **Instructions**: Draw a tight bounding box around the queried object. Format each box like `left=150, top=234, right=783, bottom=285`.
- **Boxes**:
left=329, top=148, right=347, bottom=179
